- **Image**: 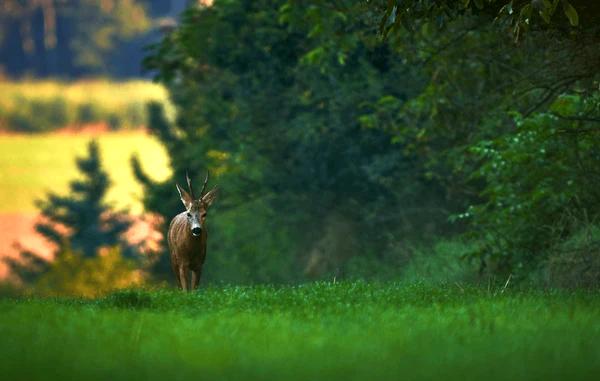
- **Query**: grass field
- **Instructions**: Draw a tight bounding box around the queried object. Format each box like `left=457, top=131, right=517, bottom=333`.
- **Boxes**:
left=1, top=283, right=599, bottom=381
left=0, top=80, right=172, bottom=132
left=0, top=132, right=170, bottom=213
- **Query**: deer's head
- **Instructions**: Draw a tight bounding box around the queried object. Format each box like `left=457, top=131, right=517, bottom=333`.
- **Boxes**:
left=176, top=171, right=218, bottom=237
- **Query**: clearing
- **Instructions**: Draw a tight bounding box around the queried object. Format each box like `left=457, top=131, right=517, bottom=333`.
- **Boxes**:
left=1, top=283, right=599, bottom=381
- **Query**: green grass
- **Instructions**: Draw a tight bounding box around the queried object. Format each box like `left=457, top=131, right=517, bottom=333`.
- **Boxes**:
left=1, top=283, right=599, bottom=381
left=0, top=132, right=170, bottom=213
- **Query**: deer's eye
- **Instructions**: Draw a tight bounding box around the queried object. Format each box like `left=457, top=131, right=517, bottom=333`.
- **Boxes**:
left=186, top=212, right=191, bottom=218
left=201, top=213, right=207, bottom=218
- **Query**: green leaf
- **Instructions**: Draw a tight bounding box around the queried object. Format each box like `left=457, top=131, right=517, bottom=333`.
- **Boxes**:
left=301, top=46, right=325, bottom=65
left=539, top=1, right=553, bottom=24
left=500, top=1, right=514, bottom=15
left=561, top=0, right=579, bottom=26
left=519, top=3, right=532, bottom=22
left=379, top=4, right=397, bottom=37
left=538, top=0, right=553, bottom=24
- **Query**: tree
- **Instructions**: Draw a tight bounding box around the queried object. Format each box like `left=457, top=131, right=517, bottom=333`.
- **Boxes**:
left=367, top=0, right=600, bottom=276
left=139, top=0, right=600, bottom=283
left=37, top=140, right=134, bottom=256
left=5, top=140, right=137, bottom=282
left=375, top=0, right=594, bottom=37
left=137, top=0, right=449, bottom=282
left=0, top=0, right=182, bottom=77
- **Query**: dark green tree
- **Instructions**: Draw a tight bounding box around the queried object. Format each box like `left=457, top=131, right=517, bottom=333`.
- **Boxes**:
left=36, top=140, right=134, bottom=257
left=0, top=0, right=184, bottom=78
left=137, top=0, right=599, bottom=284
left=365, top=0, right=600, bottom=276
left=136, top=0, right=449, bottom=282
left=375, top=0, right=595, bottom=38
left=5, top=140, right=136, bottom=282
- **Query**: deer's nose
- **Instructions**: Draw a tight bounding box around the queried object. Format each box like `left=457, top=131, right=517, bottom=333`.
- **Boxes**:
left=191, top=227, right=202, bottom=236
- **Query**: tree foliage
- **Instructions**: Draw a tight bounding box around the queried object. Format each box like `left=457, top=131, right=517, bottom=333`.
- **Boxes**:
left=369, top=0, right=600, bottom=276
left=34, top=246, right=144, bottom=297
left=138, top=0, right=454, bottom=281
left=138, top=0, right=600, bottom=283
left=377, top=0, right=597, bottom=38
left=36, top=140, right=134, bottom=257
left=465, top=94, right=600, bottom=274
left=0, top=0, right=179, bottom=77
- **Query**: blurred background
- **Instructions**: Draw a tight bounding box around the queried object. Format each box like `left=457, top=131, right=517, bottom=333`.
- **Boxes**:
left=0, top=0, right=184, bottom=292
left=0, top=0, right=599, bottom=296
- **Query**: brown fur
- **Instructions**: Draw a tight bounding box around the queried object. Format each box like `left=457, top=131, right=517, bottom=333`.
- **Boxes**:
left=168, top=212, right=207, bottom=290
left=167, top=173, right=217, bottom=291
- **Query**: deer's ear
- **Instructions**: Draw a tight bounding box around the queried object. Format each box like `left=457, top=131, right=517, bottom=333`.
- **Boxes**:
left=202, top=187, right=218, bottom=207
left=176, top=183, right=192, bottom=209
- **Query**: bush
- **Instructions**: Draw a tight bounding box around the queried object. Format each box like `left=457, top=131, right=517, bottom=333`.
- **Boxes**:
left=543, top=224, right=600, bottom=289
left=35, top=247, right=145, bottom=298
left=4, top=95, right=71, bottom=132
left=465, top=93, right=600, bottom=277
left=0, top=282, right=24, bottom=298
left=76, top=102, right=103, bottom=124
left=400, top=240, right=479, bottom=285
left=201, top=200, right=298, bottom=284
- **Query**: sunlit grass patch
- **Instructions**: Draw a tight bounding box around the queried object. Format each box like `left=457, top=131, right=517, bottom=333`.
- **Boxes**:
left=0, top=132, right=170, bottom=213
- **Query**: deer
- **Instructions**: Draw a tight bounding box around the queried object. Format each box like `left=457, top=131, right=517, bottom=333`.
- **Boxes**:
left=168, top=171, right=218, bottom=291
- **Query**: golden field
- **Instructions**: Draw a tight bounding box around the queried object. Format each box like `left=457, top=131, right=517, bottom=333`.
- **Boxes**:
left=0, top=132, right=170, bottom=213
left=0, top=79, right=173, bottom=132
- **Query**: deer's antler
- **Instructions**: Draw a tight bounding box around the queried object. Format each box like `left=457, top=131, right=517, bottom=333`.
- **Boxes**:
left=199, top=170, right=209, bottom=197
left=186, top=171, right=195, bottom=199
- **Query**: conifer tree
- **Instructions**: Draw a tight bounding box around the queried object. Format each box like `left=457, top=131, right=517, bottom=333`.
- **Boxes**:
left=37, top=140, right=134, bottom=257
left=5, top=140, right=136, bottom=282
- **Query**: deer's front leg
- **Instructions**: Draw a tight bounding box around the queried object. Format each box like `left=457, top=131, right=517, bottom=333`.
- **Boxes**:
left=179, top=265, right=190, bottom=291
left=171, top=260, right=182, bottom=289
left=191, top=268, right=202, bottom=290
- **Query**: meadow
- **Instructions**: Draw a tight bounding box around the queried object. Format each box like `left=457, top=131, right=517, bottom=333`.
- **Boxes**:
left=1, top=282, right=599, bottom=381
left=0, top=132, right=170, bottom=213
left=0, top=80, right=172, bottom=132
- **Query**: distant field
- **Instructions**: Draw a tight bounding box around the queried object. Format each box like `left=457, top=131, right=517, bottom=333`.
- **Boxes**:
left=0, top=80, right=172, bottom=132
left=1, top=283, right=599, bottom=381
left=0, top=132, right=170, bottom=213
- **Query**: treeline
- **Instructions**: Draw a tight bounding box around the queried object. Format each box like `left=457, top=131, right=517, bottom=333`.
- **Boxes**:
left=7, top=1, right=599, bottom=290
left=0, top=80, right=169, bottom=132
left=133, top=0, right=599, bottom=286
left=0, top=0, right=186, bottom=78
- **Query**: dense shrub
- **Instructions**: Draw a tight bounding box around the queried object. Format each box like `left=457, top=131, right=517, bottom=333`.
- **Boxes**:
left=466, top=94, right=600, bottom=277
left=35, top=247, right=144, bottom=297
left=544, top=225, right=600, bottom=289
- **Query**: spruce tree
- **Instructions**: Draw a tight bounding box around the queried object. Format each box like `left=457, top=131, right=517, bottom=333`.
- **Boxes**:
left=5, top=140, right=136, bottom=282
left=36, top=140, right=133, bottom=257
